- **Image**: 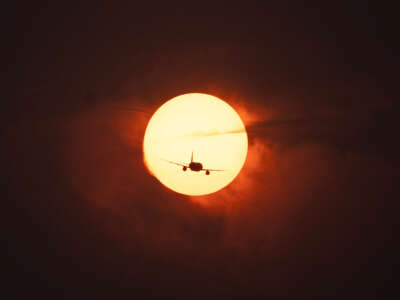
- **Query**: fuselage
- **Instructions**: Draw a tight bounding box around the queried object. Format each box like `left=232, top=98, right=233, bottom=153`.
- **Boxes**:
left=189, top=162, right=203, bottom=171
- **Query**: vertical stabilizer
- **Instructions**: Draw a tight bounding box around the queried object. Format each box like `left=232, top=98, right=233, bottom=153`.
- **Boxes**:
left=191, top=151, right=194, bottom=163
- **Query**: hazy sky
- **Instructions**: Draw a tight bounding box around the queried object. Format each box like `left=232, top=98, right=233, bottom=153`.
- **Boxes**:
left=5, top=2, right=398, bottom=299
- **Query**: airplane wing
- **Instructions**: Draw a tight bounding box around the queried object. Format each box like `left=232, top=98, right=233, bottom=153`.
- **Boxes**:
left=203, top=168, right=225, bottom=172
left=161, top=159, right=188, bottom=167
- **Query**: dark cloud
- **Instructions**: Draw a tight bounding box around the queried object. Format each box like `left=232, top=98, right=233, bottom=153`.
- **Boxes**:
left=5, top=2, right=398, bottom=299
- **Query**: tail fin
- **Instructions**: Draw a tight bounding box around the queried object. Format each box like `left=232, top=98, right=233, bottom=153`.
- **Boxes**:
left=190, top=151, right=194, bottom=163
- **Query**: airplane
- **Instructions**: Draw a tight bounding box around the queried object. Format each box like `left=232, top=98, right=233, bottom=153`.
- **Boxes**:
left=162, top=151, right=224, bottom=175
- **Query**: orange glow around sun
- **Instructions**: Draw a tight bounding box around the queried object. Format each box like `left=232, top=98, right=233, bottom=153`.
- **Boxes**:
left=143, top=93, right=248, bottom=196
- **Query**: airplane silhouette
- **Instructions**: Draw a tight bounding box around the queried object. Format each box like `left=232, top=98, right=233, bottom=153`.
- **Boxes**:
left=162, top=151, right=224, bottom=175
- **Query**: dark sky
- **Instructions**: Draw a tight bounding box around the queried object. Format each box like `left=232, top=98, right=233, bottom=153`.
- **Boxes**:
left=5, top=2, right=399, bottom=299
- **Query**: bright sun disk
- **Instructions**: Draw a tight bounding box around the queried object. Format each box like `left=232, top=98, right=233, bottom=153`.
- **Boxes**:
left=143, top=93, right=248, bottom=196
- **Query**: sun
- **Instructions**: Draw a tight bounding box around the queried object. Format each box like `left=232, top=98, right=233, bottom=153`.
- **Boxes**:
left=143, top=93, right=248, bottom=196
